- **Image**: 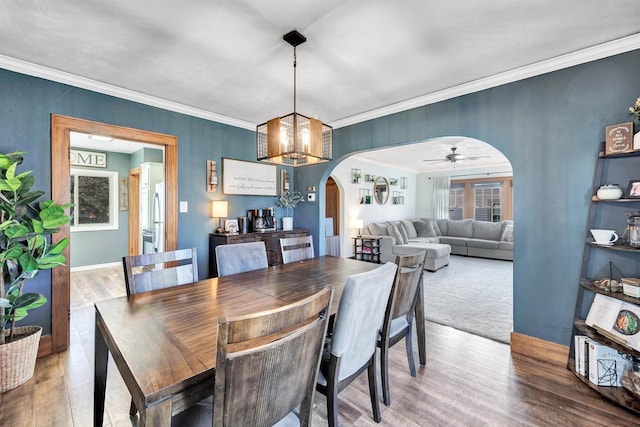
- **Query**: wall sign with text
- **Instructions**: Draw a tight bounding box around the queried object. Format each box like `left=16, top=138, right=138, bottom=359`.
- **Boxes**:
left=70, top=149, right=107, bottom=168
left=222, top=158, right=277, bottom=196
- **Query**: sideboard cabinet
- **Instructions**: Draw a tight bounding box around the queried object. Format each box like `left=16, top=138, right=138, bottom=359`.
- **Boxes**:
left=208, top=229, right=308, bottom=277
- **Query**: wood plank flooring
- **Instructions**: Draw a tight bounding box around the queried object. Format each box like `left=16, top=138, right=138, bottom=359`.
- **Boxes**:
left=2, top=267, right=640, bottom=426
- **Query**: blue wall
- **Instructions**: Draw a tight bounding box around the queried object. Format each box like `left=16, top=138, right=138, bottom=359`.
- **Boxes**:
left=294, top=50, right=640, bottom=346
left=1, top=49, right=639, bottom=343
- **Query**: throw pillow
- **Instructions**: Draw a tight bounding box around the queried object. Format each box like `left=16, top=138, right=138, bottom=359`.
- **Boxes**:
left=401, top=219, right=418, bottom=239
left=413, top=220, right=436, bottom=237
left=501, top=224, right=514, bottom=242
left=368, top=222, right=388, bottom=236
left=396, top=222, right=409, bottom=243
left=386, top=223, right=406, bottom=244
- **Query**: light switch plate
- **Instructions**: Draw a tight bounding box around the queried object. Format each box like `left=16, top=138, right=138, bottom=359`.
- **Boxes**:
left=179, top=201, right=188, bottom=212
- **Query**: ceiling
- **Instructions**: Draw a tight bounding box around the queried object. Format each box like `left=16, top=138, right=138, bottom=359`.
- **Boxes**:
left=2, top=1, right=639, bottom=172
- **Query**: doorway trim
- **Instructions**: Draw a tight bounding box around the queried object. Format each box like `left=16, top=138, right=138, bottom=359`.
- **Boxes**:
left=50, top=114, right=178, bottom=354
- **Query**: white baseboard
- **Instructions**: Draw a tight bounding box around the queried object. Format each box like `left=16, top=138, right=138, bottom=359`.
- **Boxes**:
left=70, top=261, right=121, bottom=272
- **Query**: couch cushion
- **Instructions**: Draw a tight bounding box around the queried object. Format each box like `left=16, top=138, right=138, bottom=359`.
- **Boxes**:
left=498, top=241, right=513, bottom=251
left=407, top=236, right=440, bottom=244
left=368, top=222, right=388, bottom=236
left=467, top=239, right=500, bottom=249
left=447, top=219, right=474, bottom=238
left=435, top=219, right=447, bottom=236
left=401, top=220, right=418, bottom=239
left=387, top=223, right=406, bottom=244
left=473, top=221, right=503, bottom=241
left=501, top=223, right=514, bottom=242
left=438, top=236, right=469, bottom=247
left=413, top=220, right=436, bottom=237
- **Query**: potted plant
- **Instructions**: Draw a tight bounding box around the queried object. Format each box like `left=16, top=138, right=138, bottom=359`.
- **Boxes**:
left=276, top=191, right=304, bottom=231
left=0, top=151, right=71, bottom=392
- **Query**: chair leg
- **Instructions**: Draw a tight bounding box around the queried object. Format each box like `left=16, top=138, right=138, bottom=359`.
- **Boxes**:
left=405, top=325, right=416, bottom=378
left=129, top=399, right=137, bottom=417
left=326, top=384, right=339, bottom=427
left=367, top=357, right=381, bottom=423
left=380, top=343, right=391, bottom=406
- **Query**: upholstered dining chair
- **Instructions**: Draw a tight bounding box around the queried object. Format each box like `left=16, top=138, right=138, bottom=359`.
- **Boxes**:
left=122, top=247, right=199, bottom=296
left=170, top=287, right=334, bottom=427
left=316, top=262, right=397, bottom=427
left=377, top=249, right=427, bottom=407
left=122, top=247, right=199, bottom=416
left=280, top=235, right=314, bottom=264
left=215, top=241, right=269, bottom=277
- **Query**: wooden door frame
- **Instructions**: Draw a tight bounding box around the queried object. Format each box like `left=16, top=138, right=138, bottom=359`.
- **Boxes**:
left=50, top=114, right=178, bottom=354
left=128, top=167, right=141, bottom=256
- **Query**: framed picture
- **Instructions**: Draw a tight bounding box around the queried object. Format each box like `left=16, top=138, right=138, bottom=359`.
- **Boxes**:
left=222, top=158, right=277, bottom=196
left=224, top=219, right=239, bottom=234
left=605, top=122, right=633, bottom=156
left=626, top=180, right=640, bottom=198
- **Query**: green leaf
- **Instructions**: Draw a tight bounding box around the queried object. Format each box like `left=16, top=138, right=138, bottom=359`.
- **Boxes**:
left=5, top=223, right=29, bottom=239
left=0, top=298, right=11, bottom=308
left=49, top=238, right=69, bottom=255
left=18, top=252, right=39, bottom=273
left=5, top=162, right=17, bottom=180
left=38, top=254, right=67, bottom=269
left=13, top=292, right=42, bottom=309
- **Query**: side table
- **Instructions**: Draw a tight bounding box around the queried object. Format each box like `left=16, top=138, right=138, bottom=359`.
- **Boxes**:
left=352, top=237, right=382, bottom=263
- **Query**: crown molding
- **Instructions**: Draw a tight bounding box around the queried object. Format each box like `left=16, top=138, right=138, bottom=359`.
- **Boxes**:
left=1, top=34, right=638, bottom=132
left=329, top=34, right=640, bottom=129
left=0, top=55, right=256, bottom=131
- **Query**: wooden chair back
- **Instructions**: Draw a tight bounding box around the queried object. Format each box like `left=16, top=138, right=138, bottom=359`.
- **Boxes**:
left=382, top=250, right=427, bottom=336
left=214, top=287, right=333, bottom=427
left=280, top=235, right=314, bottom=264
left=122, top=248, right=198, bottom=295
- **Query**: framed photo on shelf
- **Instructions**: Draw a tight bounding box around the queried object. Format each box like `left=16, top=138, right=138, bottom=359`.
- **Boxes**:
left=224, top=219, right=239, bottom=234
left=626, top=179, right=640, bottom=198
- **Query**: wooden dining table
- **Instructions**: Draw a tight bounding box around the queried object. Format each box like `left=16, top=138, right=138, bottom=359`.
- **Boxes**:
left=93, top=256, right=427, bottom=426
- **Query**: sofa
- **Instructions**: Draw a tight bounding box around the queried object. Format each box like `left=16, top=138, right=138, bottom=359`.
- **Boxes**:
left=362, top=218, right=514, bottom=265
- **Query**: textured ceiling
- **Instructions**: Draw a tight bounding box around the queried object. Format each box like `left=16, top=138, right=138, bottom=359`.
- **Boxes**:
left=1, top=1, right=639, bottom=171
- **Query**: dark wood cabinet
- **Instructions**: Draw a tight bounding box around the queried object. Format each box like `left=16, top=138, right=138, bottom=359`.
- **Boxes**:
left=208, top=229, right=308, bottom=277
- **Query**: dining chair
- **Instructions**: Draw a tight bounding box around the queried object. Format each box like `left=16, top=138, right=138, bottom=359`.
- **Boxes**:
left=215, top=241, right=269, bottom=277
left=122, top=247, right=199, bottom=416
left=377, top=249, right=427, bottom=406
left=316, top=261, right=398, bottom=427
left=170, top=287, right=334, bottom=427
left=122, top=247, right=198, bottom=296
left=280, top=235, right=314, bottom=264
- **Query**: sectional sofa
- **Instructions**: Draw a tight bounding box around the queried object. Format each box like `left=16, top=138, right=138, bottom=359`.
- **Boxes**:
left=362, top=218, right=514, bottom=264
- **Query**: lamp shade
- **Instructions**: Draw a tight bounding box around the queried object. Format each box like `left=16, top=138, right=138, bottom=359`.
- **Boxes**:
left=211, top=200, right=228, bottom=218
left=353, top=219, right=364, bottom=229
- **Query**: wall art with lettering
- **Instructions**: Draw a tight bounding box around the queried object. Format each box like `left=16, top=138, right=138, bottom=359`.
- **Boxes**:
left=222, top=158, right=277, bottom=196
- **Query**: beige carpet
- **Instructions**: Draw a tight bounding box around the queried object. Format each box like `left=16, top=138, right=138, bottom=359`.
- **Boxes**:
left=422, top=255, right=513, bottom=343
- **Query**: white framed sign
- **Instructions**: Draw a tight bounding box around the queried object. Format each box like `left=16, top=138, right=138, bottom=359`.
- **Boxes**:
left=70, top=149, right=107, bottom=168
left=222, top=158, right=277, bottom=196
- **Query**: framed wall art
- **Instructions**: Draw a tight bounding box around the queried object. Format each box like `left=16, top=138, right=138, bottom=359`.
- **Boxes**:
left=222, top=158, right=277, bottom=196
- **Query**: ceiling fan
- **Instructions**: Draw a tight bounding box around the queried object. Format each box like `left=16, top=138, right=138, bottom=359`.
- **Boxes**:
left=423, top=146, right=490, bottom=163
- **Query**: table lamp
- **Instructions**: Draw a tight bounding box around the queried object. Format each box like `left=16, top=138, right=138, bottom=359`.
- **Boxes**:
left=354, top=219, right=364, bottom=237
left=211, top=200, right=228, bottom=233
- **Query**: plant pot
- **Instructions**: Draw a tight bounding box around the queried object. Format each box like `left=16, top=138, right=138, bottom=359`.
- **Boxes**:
left=0, top=325, right=42, bottom=392
left=282, top=217, right=293, bottom=231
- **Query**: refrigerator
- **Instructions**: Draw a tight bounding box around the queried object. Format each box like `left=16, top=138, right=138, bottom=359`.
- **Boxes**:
left=140, top=162, right=164, bottom=254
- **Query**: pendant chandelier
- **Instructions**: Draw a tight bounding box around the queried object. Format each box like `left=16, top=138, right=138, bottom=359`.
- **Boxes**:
left=257, top=30, right=332, bottom=167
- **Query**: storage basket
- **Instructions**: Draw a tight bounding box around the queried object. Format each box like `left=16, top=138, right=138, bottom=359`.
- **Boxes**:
left=0, top=325, right=42, bottom=393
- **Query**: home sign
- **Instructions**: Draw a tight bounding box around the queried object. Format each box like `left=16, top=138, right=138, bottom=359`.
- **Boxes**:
left=70, top=149, right=107, bottom=168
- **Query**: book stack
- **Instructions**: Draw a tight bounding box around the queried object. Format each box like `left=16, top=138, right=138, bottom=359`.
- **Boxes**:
left=574, top=335, right=632, bottom=386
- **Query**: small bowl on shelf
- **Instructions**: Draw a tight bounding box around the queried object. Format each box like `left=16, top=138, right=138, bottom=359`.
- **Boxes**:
left=596, top=184, right=623, bottom=200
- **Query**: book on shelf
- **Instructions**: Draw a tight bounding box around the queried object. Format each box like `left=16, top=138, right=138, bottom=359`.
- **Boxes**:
left=587, top=340, right=633, bottom=387
left=575, top=335, right=588, bottom=376
left=585, top=294, right=640, bottom=351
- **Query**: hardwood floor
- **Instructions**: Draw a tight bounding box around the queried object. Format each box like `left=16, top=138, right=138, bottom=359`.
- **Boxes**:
left=2, top=268, right=640, bottom=426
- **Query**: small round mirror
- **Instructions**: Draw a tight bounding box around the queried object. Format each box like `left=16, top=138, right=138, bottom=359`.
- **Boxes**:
left=374, top=177, right=390, bottom=205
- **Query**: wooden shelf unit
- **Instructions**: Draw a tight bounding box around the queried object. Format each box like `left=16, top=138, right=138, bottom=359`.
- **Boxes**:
left=352, top=237, right=382, bottom=264
left=568, top=143, right=640, bottom=415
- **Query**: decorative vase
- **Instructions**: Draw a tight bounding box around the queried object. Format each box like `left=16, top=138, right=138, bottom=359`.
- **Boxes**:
left=596, top=184, right=623, bottom=200
left=282, top=217, right=293, bottom=231
left=0, top=325, right=42, bottom=392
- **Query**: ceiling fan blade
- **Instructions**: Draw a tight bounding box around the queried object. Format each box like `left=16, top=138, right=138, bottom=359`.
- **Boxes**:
left=465, top=156, right=491, bottom=160
left=422, top=159, right=448, bottom=163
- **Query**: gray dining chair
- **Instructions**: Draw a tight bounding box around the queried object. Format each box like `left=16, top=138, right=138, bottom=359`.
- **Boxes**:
left=215, top=241, right=269, bottom=277
left=316, top=261, right=398, bottom=427
left=280, top=235, right=314, bottom=264
left=122, top=247, right=199, bottom=416
left=122, top=247, right=199, bottom=296
left=169, top=287, right=334, bottom=427
left=378, top=249, right=427, bottom=406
